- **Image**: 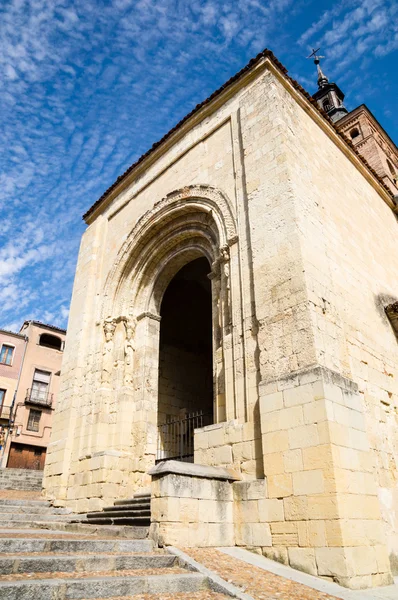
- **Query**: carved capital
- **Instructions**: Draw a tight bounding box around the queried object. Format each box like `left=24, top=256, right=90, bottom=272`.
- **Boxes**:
left=219, top=244, right=230, bottom=263
left=103, top=317, right=116, bottom=342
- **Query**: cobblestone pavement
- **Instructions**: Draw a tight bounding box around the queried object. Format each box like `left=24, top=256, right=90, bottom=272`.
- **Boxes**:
left=185, top=548, right=339, bottom=600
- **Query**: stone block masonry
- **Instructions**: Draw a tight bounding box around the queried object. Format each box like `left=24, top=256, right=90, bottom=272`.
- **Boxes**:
left=258, top=365, right=393, bottom=589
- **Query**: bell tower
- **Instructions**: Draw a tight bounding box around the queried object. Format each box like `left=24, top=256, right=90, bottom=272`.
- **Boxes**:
left=308, top=48, right=348, bottom=123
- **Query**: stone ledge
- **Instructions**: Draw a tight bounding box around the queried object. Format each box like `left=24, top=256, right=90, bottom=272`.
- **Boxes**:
left=148, top=460, right=241, bottom=481
left=260, top=365, right=359, bottom=394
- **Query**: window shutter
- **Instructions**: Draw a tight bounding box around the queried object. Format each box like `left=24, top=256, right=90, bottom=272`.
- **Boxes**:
left=33, top=370, right=51, bottom=384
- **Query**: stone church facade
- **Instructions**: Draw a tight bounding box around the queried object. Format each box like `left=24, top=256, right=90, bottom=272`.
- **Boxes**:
left=43, top=50, right=398, bottom=589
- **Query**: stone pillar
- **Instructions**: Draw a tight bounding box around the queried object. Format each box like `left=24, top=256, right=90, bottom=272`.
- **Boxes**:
left=101, top=318, right=116, bottom=387
left=123, top=317, right=137, bottom=387
left=259, top=365, right=393, bottom=589
left=132, top=312, right=161, bottom=479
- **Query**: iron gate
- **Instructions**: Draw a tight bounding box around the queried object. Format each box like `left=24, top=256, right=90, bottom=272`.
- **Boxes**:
left=156, top=410, right=212, bottom=463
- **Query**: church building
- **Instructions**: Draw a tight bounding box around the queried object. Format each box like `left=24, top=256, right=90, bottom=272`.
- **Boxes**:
left=43, top=49, right=398, bottom=590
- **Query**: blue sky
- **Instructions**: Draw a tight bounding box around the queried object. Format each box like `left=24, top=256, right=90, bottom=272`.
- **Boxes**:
left=1, top=0, right=397, bottom=332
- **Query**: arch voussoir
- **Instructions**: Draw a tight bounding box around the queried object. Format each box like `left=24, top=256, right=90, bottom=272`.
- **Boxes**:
left=102, top=185, right=237, bottom=321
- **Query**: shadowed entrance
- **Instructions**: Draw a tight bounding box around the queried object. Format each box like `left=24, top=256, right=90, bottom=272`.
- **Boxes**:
left=157, top=257, right=213, bottom=462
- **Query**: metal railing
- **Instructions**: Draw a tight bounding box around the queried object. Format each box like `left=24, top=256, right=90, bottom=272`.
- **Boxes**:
left=0, top=405, right=12, bottom=420
left=25, top=388, right=53, bottom=407
left=156, top=410, right=213, bottom=463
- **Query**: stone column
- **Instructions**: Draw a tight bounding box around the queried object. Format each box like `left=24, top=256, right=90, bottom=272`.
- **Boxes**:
left=123, top=316, right=137, bottom=387
left=219, top=247, right=236, bottom=422
left=209, top=263, right=225, bottom=423
left=101, top=318, right=116, bottom=387
left=131, top=312, right=161, bottom=482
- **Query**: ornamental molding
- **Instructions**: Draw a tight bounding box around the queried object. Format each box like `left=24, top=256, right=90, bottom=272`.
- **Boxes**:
left=101, top=184, right=237, bottom=319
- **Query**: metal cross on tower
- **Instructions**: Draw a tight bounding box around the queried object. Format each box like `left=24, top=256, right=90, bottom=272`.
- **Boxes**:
left=307, top=47, right=328, bottom=88
left=307, top=47, right=325, bottom=65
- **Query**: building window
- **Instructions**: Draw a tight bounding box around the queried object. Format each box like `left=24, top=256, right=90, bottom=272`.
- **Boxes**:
left=0, top=389, right=5, bottom=406
left=387, top=159, right=396, bottom=177
left=27, top=409, right=41, bottom=432
left=322, top=99, right=330, bottom=111
left=0, top=345, right=14, bottom=366
left=350, top=128, right=360, bottom=139
left=31, top=370, right=51, bottom=403
left=39, top=334, right=62, bottom=351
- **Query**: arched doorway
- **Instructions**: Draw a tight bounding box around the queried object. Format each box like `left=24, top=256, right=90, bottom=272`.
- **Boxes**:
left=157, top=257, right=213, bottom=462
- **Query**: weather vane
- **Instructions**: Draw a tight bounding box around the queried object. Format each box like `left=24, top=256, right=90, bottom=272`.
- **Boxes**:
left=307, top=48, right=325, bottom=65
left=307, top=47, right=328, bottom=88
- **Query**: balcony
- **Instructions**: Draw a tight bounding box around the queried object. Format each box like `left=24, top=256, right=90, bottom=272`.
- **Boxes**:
left=0, top=405, right=12, bottom=420
left=25, top=388, right=53, bottom=407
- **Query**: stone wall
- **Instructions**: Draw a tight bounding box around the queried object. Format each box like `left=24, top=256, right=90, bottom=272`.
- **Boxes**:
left=259, top=366, right=392, bottom=588
left=149, top=462, right=235, bottom=547
left=194, top=420, right=263, bottom=480
left=275, top=77, right=398, bottom=572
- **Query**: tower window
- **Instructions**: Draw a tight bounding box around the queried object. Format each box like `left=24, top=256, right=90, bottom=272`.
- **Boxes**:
left=350, top=128, right=360, bottom=139
left=322, top=99, right=330, bottom=111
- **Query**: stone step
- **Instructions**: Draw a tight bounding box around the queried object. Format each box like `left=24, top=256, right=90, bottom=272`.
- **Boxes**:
left=0, top=486, right=42, bottom=490
left=0, top=505, right=72, bottom=515
left=0, top=572, right=206, bottom=599
left=103, top=502, right=150, bottom=512
left=85, top=516, right=150, bottom=527
left=87, top=509, right=150, bottom=519
left=0, top=537, right=153, bottom=553
left=114, top=496, right=151, bottom=506
left=0, top=553, right=176, bottom=575
left=0, top=512, right=75, bottom=522
left=14, top=520, right=150, bottom=538
left=0, top=499, right=49, bottom=507
left=0, top=469, right=43, bottom=491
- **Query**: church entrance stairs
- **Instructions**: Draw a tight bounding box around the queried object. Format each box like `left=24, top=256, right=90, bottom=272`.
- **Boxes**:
left=0, top=494, right=233, bottom=599
left=85, top=492, right=151, bottom=530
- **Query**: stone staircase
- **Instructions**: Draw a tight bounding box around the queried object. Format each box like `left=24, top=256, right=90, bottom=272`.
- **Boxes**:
left=0, top=535, right=209, bottom=599
left=0, top=497, right=76, bottom=529
left=86, top=491, right=151, bottom=529
left=0, top=497, right=222, bottom=599
left=0, top=467, right=43, bottom=490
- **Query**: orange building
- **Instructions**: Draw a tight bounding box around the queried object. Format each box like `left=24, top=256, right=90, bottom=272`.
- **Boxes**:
left=0, top=321, right=66, bottom=470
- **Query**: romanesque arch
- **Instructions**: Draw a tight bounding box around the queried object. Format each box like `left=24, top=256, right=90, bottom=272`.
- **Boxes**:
left=97, top=184, right=247, bottom=469
left=101, top=184, right=237, bottom=321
